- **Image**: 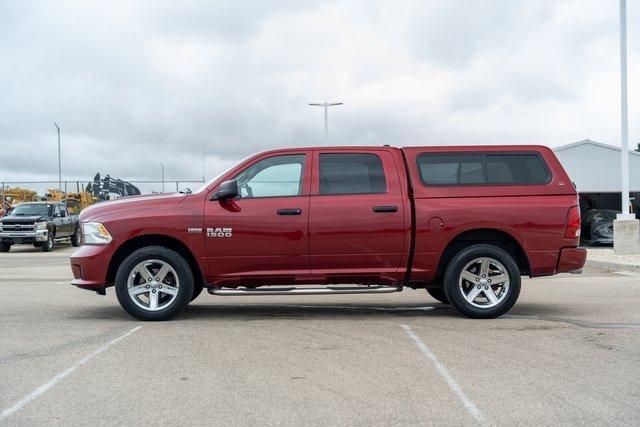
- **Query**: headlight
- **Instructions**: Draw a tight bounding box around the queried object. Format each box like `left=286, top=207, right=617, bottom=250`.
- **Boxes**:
left=82, top=222, right=113, bottom=245
left=35, top=221, right=47, bottom=231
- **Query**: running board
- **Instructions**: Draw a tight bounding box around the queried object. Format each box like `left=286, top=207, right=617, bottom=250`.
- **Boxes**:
left=208, top=285, right=402, bottom=296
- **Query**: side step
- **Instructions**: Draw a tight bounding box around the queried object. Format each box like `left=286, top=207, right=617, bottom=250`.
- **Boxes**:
left=208, top=285, right=402, bottom=296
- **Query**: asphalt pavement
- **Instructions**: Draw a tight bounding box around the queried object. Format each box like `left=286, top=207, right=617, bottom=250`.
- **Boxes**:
left=1, top=244, right=639, bottom=425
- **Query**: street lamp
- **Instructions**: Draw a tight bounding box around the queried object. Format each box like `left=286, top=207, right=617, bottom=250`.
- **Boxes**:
left=160, top=162, right=165, bottom=193
left=309, top=102, right=343, bottom=144
left=619, top=0, right=631, bottom=218
left=53, top=122, right=61, bottom=191
left=614, top=0, right=640, bottom=254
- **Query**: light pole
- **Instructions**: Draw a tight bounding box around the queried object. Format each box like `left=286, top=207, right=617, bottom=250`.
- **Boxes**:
left=54, top=122, right=61, bottom=191
left=309, top=102, right=343, bottom=144
left=160, top=162, right=165, bottom=193
left=614, top=0, right=640, bottom=254
left=619, top=0, right=631, bottom=218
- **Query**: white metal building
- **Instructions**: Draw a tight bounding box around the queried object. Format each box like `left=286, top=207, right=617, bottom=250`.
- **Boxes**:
left=554, top=139, right=640, bottom=192
left=553, top=139, right=640, bottom=213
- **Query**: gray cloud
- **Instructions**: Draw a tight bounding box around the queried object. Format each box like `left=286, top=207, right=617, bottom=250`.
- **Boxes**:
left=0, top=0, right=635, bottom=189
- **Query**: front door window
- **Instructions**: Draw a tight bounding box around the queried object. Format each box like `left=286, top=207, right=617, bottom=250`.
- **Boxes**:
left=234, top=155, right=305, bottom=198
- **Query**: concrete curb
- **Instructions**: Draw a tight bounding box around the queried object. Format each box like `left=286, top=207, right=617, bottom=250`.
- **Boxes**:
left=586, top=259, right=640, bottom=273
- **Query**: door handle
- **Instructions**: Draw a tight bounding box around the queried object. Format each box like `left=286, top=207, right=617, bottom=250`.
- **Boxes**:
left=277, top=208, right=302, bottom=216
left=373, top=205, right=398, bottom=213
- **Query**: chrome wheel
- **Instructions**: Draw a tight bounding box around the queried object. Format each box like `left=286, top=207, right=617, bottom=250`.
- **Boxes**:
left=127, top=259, right=180, bottom=311
left=458, top=257, right=510, bottom=308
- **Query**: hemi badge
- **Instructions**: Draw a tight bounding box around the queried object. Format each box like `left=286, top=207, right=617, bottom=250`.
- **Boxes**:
left=187, top=227, right=202, bottom=234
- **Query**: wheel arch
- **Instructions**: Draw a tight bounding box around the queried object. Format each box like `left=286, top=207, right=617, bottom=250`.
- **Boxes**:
left=435, top=228, right=531, bottom=281
left=106, top=234, right=204, bottom=291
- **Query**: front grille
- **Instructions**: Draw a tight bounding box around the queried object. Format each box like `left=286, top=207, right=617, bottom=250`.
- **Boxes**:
left=2, top=223, right=35, bottom=232
left=2, top=220, right=34, bottom=225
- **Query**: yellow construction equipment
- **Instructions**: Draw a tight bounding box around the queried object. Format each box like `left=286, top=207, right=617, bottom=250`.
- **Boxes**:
left=45, top=188, right=65, bottom=202
left=0, top=187, right=39, bottom=207
left=0, top=187, right=40, bottom=216
left=46, top=189, right=98, bottom=214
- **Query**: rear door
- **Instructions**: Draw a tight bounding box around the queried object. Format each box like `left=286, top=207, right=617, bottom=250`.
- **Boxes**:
left=308, top=149, right=408, bottom=280
left=204, top=151, right=311, bottom=283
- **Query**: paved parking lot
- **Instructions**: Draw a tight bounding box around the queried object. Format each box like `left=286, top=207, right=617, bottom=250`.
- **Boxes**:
left=1, top=245, right=639, bottom=425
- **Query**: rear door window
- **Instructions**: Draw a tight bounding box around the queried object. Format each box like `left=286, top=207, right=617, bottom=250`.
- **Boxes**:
left=485, top=154, right=550, bottom=184
left=319, top=153, right=386, bottom=195
left=417, top=152, right=550, bottom=186
left=418, top=154, right=484, bottom=184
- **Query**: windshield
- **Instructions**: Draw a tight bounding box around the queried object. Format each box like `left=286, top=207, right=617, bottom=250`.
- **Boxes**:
left=193, top=156, right=251, bottom=194
left=9, top=204, right=51, bottom=216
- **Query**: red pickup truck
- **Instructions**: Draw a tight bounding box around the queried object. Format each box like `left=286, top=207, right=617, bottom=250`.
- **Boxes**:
left=70, top=145, right=586, bottom=321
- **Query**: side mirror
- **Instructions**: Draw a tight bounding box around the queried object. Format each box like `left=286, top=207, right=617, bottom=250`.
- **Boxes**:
left=210, top=180, right=238, bottom=201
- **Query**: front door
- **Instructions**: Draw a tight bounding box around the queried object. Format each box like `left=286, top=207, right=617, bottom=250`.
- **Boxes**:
left=204, top=152, right=311, bottom=284
left=56, top=205, right=73, bottom=236
left=308, top=149, right=408, bottom=281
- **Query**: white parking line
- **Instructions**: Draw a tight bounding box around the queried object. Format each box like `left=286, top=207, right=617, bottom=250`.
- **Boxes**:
left=0, top=326, right=142, bottom=422
left=401, top=324, right=488, bottom=426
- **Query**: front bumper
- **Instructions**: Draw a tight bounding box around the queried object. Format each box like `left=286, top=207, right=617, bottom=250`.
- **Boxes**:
left=70, top=244, right=115, bottom=292
left=557, top=247, right=587, bottom=273
left=0, top=230, right=48, bottom=244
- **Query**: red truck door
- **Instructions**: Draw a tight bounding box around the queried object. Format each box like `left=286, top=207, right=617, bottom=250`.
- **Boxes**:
left=308, top=149, right=408, bottom=281
left=204, top=151, right=311, bottom=283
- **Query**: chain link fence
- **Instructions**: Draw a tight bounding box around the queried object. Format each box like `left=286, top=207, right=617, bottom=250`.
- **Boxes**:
left=1, top=179, right=206, bottom=204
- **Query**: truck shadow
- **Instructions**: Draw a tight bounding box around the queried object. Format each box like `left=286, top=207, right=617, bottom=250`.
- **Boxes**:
left=69, top=302, right=573, bottom=322
left=182, top=303, right=448, bottom=320
left=178, top=301, right=572, bottom=321
left=3, top=242, right=74, bottom=253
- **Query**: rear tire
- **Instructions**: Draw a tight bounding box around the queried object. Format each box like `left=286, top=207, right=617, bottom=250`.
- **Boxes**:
left=42, top=232, right=54, bottom=252
left=426, top=287, right=450, bottom=304
left=0, top=242, right=11, bottom=253
left=443, top=244, right=520, bottom=319
left=71, top=226, right=81, bottom=247
left=115, top=246, right=194, bottom=321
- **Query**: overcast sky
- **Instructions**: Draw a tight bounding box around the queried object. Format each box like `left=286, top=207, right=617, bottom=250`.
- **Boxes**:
left=1, top=0, right=639, bottom=189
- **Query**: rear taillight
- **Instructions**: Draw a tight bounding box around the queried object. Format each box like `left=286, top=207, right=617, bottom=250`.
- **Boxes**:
left=564, top=205, right=581, bottom=239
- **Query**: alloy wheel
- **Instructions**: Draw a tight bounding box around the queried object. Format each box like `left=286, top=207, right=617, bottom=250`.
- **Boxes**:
left=127, top=259, right=180, bottom=311
left=458, top=257, right=510, bottom=308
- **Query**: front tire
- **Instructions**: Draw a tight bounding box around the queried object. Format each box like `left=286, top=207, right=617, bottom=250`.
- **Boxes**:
left=115, top=246, right=194, bottom=321
left=191, top=282, right=204, bottom=301
left=71, top=226, right=81, bottom=247
left=426, top=287, right=450, bottom=304
left=443, top=244, right=521, bottom=319
left=0, top=242, right=11, bottom=253
left=42, top=232, right=54, bottom=252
